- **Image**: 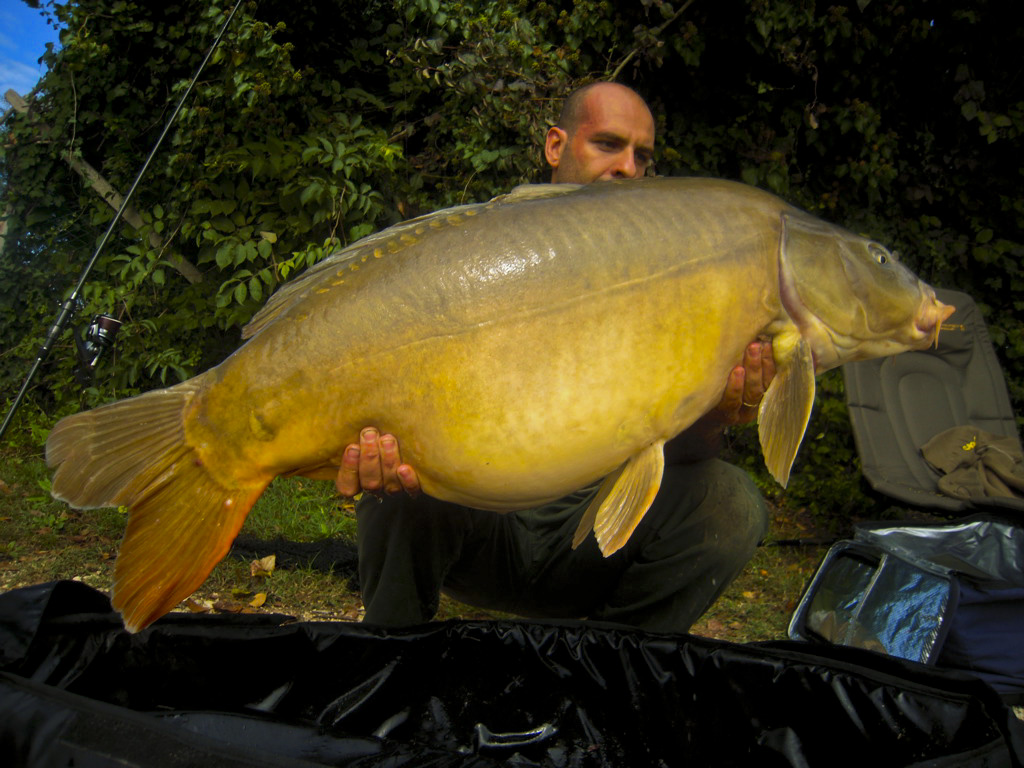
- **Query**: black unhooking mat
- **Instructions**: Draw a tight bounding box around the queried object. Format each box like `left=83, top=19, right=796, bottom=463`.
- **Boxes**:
left=2, top=581, right=1023, bottom=767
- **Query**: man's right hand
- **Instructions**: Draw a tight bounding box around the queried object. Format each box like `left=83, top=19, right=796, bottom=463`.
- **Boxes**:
left=335, top=427, right=422, bottom=498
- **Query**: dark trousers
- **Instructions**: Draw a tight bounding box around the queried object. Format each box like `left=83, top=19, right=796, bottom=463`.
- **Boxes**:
left=356, top=459, right=768, bottom=633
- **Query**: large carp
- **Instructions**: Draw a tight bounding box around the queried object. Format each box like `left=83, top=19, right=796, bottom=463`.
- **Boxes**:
left=47, top=178, right=953, bottom=632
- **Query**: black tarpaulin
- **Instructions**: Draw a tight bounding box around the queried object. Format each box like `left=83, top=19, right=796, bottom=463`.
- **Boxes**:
left=2, top=581, right=1023, bottom=767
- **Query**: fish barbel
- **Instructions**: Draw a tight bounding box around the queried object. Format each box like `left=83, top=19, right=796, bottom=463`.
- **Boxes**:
left=46, top=178, right=954, bottom=631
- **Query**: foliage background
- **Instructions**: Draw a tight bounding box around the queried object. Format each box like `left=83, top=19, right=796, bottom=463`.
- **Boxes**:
left=2, top=0, right=1022, bottom=522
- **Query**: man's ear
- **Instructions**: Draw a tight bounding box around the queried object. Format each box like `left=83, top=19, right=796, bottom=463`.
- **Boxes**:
left=544, top=126, right=568, bottom=172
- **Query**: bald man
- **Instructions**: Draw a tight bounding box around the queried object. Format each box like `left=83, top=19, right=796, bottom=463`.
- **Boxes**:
left=342, top=83, right=771, bottom=632
left=545, top=81, right=656, bottom=182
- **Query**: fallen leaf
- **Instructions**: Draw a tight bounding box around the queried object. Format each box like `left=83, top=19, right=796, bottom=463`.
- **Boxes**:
left=742, top=591, right=757, bottom=599
left=249, top=592, right=267, bottom=608
left=183, top=598, right=211, bottom=614
left=250, top=554, right=276, bottom=578
left=213, top=600, right=244, bottom=614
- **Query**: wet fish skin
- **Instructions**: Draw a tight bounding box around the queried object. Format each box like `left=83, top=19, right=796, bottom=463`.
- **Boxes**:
left=45, top=178, right=953, bottom=632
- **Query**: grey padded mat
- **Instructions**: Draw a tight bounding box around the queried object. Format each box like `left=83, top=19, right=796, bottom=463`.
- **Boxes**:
left=843, top=288, right=1024, bottom=513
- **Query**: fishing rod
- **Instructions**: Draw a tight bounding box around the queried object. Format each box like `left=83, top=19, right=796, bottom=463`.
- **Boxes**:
left=0, top=0, right=246, bottom=441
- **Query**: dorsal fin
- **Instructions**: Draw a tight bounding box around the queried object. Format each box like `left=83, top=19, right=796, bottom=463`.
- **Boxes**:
left=496, top=182, right=583, bottom=203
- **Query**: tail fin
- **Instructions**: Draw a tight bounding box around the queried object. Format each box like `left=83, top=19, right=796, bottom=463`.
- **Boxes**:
left=46, top=377, right=270, bottom=632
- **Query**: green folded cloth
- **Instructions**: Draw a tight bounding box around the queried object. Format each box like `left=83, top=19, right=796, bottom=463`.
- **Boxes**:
left=921, top=425, right=1024, bottom=502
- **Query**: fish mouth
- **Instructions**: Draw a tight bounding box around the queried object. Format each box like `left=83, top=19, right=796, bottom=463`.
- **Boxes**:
left=811, top=286, right=955, bottom=372
left=914, top=288, right=955, bottom=349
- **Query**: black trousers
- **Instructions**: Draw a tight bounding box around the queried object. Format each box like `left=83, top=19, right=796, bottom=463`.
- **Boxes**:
left=356, top=459, right=768, bottom=633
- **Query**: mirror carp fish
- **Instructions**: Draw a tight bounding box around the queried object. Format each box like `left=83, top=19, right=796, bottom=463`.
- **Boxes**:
left=46, top=178, right=954, bottom=632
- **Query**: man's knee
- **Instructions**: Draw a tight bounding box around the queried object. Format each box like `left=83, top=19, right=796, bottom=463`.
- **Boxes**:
left=652, top=459, right=768, bottom=549
left=702, top=459, right=769, bottom=544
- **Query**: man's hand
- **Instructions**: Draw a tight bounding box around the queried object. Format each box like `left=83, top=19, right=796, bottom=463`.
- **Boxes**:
left=712, top=340, right=775, bottom=427
left=665, top=340, right=776, bottom=464
left=335, top=427, right=421, bottom=498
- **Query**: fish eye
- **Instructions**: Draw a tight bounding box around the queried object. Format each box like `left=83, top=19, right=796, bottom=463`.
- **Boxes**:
left=868, top=244, right=891, bottom=265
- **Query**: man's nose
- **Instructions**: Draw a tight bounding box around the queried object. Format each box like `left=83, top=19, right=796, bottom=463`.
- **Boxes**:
left=609, top=150, right=639, bottom=179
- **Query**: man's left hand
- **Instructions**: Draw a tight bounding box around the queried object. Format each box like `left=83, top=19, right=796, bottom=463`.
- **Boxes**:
left=713, top=340, right=775, bottom=427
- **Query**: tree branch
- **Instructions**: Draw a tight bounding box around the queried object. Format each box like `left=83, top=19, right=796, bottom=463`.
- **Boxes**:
left=4, top=89, right=203, bottom=284
left=609, top=0, right=698, bottom=81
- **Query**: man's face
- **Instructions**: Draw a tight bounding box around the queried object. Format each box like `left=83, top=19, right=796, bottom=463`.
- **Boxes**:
left=545, top=86, right=656, bottom=184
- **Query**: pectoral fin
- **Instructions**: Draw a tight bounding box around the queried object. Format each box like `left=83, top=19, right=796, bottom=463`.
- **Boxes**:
left=758, top=336, right=815, bottom=487
left=572, top=440, right=666, bottom=557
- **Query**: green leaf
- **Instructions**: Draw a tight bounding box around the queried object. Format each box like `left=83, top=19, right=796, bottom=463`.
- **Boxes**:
left=215, top=244, right=234, bottom=269
left=300, top=182, right=322, bottom=205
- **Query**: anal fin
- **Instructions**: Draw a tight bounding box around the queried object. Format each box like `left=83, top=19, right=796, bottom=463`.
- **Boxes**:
left=758, top=336, right=816, bottom=487
left=572, top=440, right=666, bottom=557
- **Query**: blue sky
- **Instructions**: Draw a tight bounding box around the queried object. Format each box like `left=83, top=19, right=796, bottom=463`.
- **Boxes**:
left=1, top=0, right=63, bottom=107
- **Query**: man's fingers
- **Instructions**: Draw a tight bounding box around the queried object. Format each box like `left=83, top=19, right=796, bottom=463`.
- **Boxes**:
left=382, top=436, right=422, bottom=496
left=378, top=434, right=404, bottom=494
left=723, top=365, right=746, bottom=412
left=336, top=426, right=423, bottom=498
left=397, top=464, right=422, bottom=497
left=741, top=342, right=762, bottom=404
left=358, top=427, right=384, bottom=491
left=335, top=443, right=362, bottom=497
left=760, top=340, right=776, bottom=387
left=741, top=341, right=773, bottom=407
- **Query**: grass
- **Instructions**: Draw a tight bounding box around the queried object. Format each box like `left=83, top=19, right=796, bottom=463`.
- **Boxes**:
left=0, top=444, right=831, bottom=639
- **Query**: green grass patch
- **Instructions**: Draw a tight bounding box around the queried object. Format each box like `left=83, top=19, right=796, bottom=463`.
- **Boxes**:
left=691, top=538, right=825, bottom=642
left=242, top=476, right=357, bottom=542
